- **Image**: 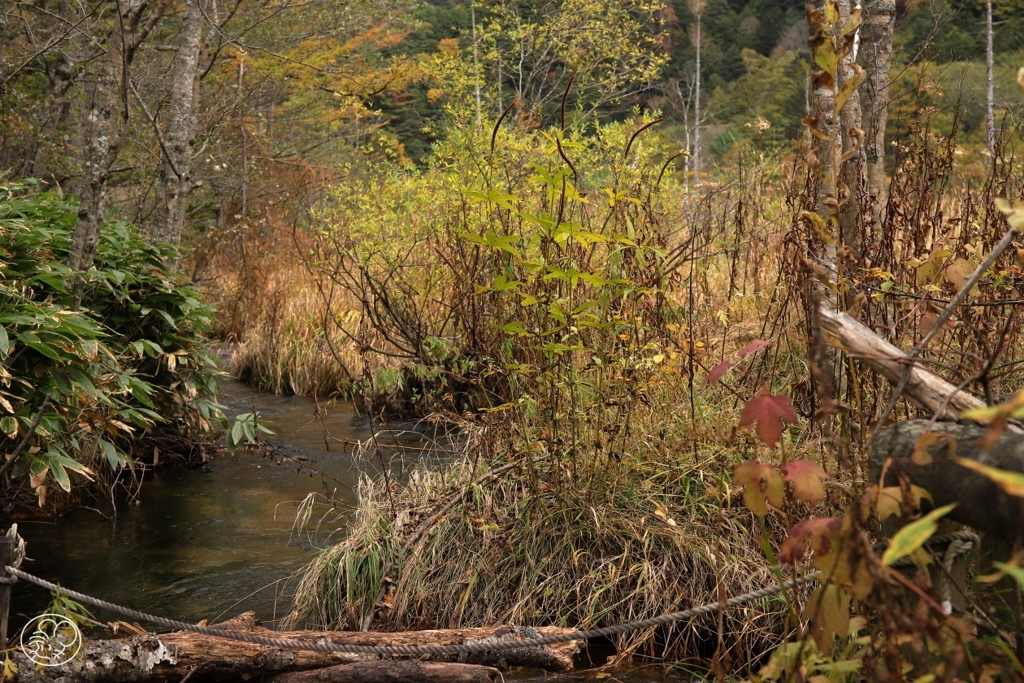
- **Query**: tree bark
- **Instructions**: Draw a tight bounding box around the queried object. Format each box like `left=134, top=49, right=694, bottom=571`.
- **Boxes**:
left=270, top=660, right=502, bottom=683
left=9, top=612, right=581, bottom=682
left=857, top=0, right=894, bottom=250
left=67, top=0, right=163, bottom=298
left=802, top=0, right=835, bottom=236
left=150, top=0, right=205, bottom=251
left=985, top=0, right=995, bottom=155
left=837, top=0, right=864, bottom=269
left=868, top=419, right=1024, bottom=543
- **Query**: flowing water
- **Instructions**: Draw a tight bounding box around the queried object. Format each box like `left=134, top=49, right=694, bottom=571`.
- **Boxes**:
left=10, top=377, right=690, bottom=682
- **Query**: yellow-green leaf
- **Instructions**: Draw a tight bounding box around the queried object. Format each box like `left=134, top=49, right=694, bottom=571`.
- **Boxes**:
left=954, top=458, right=1024, bottom=497
left=825, top=0, right=839, bottom=25
left=814, top=42, right=838, bottom=78
left=881, top=504, right=956, bottom=566
left=992, top=561, right=1024, bottom=589
left=834, top=64, right=866, bottom=114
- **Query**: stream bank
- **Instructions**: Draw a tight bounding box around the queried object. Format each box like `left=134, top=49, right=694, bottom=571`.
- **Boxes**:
left=7, top=376, right=692, bottom=682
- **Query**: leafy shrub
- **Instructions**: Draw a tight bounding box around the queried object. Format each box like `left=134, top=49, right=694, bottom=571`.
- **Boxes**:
left=0, top=180, right=223, bottom=510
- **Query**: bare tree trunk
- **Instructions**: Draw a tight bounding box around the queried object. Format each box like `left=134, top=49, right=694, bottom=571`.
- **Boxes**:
left=805, top=0, right=837, bottom=247
left=68, top=56, right=125, bottom=277
left=837, top=0, right=865, bottom=270
left=692, top=10, right=701, bottom=181
left=986, top=0, right=995, bottom=155
left=67, top=0, right=163, bottom=297
left=858, top=0, right=894, bottom=250
left=150, top=0, right=205, bottom=251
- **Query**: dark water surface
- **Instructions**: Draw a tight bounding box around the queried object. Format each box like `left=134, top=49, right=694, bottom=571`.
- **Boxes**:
left=10, top=378, right=690, bottom=682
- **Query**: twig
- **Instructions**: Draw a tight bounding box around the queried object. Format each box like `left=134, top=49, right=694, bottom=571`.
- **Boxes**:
left=866, top=226, right=1018, bottom=448
left=0, top=396, right=52, bottom=484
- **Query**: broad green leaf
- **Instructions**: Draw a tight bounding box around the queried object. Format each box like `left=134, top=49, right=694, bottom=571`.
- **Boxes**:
left=881, top=504, right=956, bottom=566
left=50, top=461, right=71, bottom=492
left=22, top=339, right=59, bottom=360
left=0, top=325, right=8, bottom=355
left=99, top=439, right=121, bottom=469
left=231, top=419, right=245, bottom=446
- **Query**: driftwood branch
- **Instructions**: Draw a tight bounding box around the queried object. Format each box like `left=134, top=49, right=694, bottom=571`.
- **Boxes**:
left=814, top=303, right=994, bottom=421
left=10, top=612, right=580, bottom=682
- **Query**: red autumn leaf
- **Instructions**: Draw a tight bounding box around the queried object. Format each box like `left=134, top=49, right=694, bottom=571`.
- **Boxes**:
left=782, top=460, right=830, bottom=505
left=706, top=360, right=732, bottom=386
left=739, top=394, right=799, bottom=447
left=737, top=339, right=771, bottom=358
left=733, top=461, right=784, bottom=516
left=779, top=517, right=842, bottom=563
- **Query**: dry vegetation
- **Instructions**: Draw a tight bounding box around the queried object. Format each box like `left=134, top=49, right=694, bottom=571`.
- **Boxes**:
left=196, top=77, right=1024, bottom=674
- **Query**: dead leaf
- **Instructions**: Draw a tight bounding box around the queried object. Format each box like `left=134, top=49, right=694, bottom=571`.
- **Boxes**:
left=912, top=432, right=955, bottom=465
left=779, top=517, right=842, bottom=563
left=805, top=583, right=851, bottom=649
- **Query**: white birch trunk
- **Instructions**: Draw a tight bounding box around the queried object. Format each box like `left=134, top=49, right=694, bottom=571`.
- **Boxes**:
left=857, top=0, right=894, bottom=247
left=150, top=0, right=205, bottom=251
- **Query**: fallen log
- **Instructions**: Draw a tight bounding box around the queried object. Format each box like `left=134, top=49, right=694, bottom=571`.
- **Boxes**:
left=269, top=660, right=501, bottom=682
left=815, top=305, right=996, bottom=422
left=9, top=612, right=580, bottom=682
left=869, top=419, right=1024, bottom=542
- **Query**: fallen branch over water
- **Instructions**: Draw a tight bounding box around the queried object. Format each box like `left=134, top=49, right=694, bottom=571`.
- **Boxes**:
left=11, top=612, right=580, bottom=682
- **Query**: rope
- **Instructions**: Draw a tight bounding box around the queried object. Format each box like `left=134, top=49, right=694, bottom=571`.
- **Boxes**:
left=3, top=565, right=819, bottom=656
left=0, top=529, right=981, bottom=657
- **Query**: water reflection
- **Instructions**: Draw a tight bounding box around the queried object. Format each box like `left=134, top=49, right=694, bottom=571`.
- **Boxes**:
left=10, top=378, right=420, bottom=630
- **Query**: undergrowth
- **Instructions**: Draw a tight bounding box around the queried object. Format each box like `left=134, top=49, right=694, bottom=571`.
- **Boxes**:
left=0, top=180, right=223, bottom=515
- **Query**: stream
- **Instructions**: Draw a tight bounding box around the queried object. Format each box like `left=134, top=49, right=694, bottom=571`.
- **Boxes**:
left=10, top=377, right=690, bottom=682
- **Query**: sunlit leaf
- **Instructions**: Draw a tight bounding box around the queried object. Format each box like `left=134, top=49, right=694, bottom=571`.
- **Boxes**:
left=881, top=504, right=956, bottom=566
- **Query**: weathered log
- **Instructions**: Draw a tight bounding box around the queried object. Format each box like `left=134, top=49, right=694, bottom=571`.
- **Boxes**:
left=269, top=660, right=501, bottom=683
left=869, top=419, right=1024, bottom=542
left=816, top=305, right=994, bottom=422
left=10, top=612, right=580, bottom=682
